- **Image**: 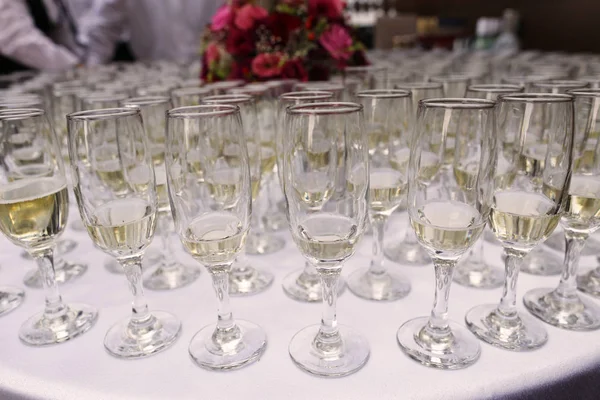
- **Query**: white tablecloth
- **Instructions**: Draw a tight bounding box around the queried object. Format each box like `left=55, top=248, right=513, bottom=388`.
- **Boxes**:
left=1, top=209, right=599, bottom=400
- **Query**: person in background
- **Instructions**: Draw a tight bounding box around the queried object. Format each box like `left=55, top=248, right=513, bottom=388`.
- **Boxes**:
left=0, top=0, right=90, bottom=74
left=82, top=0, right=223, bottom=65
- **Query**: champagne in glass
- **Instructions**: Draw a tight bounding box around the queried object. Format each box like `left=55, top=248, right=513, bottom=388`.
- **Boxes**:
left=167, top=105, right=267, bottom=370
left=524, top=89, right=600, bottom=330
left=68, top=107, right=181, bottom=358
left=0, top=108, right=97, bottom=345
left=284, top=102, right=370, bottom=377
left=122, top=96, right=201, bottom=291
left=466, top=93, right=575, bottom=350
left=202, top=94, right=273, bottom=296
left=397, top=99, right=496, bottom=369
left=347, top=90, right=413, bottom=301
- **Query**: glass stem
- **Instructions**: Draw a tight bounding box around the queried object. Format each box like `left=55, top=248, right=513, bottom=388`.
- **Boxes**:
left=314, top=269, right=342, bottom=354
left=121, top=255, right=151, bottom=326
left=556, top=231, right=588, bottom=299
left=209, top=265, right=242, bottom=351
left=369, top=215, right=387, bottom=276
left=34, top=248, right=67, bottom=317
left=497, top=250, right=525, bottom=318
left=426, top=258, right=455, bottom=333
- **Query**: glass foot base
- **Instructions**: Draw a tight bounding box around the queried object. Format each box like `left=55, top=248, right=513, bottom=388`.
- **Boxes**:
left=20, top=303, right=98, bottom=346
left=517, top=250, right=562, bottom=276
left=21, top=239, right=78, bottom=260
left=264, top=211, right=287, bottom=232
left=229, top=266, right=273, bottom=296
left=245, top=233, right=285, bottom=255
left=104, top=311, right=181, bottom=358
left=384, top=242, right=430, bottom=266
left=24, top=260, right=87, bottom=288
left=453, top=262, right=504, bottom=289
left=347, top=268, right=411, bottom=301
left=544, top=234, right=600, bottom=257
left=577, top=270, right=600, bottom=298
left=523, top=288, right=600, bottom=331
left=189, top=320, right=267, bottom=370
left=397, top=317, right=480, bottom=370
left=282, top=269, right=346, bottom=302
left=143, top=262, right=201, bottom=291
left=0, top=286, right=25, bottom=316
left=289, top=324, right=369, bottom=377
left=465, top=304, right=548, bottom=351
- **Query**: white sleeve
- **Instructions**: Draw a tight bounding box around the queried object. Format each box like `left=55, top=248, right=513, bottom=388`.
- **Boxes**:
left=0, top=0, right=79, bottom=70
left=81, top=0, right=127, bottom=65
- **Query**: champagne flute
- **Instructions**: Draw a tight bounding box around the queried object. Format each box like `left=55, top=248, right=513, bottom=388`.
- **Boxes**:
left=384, top=82, right=445, bottom=266
left=347, top=89, right=412, bottom=301
left=430, top=75, right=470, bottom=98
left=204, top=80, right=245, bottom=95
left=344, top=65, right=388, bottom=90
left=277, top=91, right=348, bottom=303
left=202, top=94, right=271, bottom=296
left=122, top=96, right=201, bottom=291
left=166, top=105, right=267, bottom=370
left=230, top=84, right=286, bottom=255
left=397, top=98, right=495, bottom=369
left=452, top=83, right=524, bottom=289
left=0, top=108, right=98, bottom=344
left=524, top=88, right=600, bottom=330
left=68, top=107, right=181, bottom=358
left=283, top=102, right=370, bottom=377
left=171, top=87, right=210, bottom=107
left=466, top=93, right=575, bottom=350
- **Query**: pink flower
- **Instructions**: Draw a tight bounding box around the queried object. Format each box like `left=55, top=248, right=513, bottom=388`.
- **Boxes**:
left=206, top=43, right=220, bottom=65
left=319, top=24, right=352, bottom=61
left=211, top=5, right=232, bottom=31
left=235, top=4, right=268, bottom=31
left=251, top=53, right=284, bottom=78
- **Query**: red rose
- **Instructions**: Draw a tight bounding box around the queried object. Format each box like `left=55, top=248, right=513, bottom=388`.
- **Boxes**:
left=319, top=24, right=352, bottom=62
left=262, top=12, right=302, bottom=44
left=308, top=0, right=344, bottom=20
left=251, top=52, right=284, bottom=78
left=235, top=4, right=268, bottom=30
left=226, top=27, right=255, bottom=56
left=281, top=58, right=308, bottom=81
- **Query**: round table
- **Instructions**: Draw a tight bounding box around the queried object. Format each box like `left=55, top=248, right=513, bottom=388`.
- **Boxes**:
left=0, top=210, right=599, bottom=400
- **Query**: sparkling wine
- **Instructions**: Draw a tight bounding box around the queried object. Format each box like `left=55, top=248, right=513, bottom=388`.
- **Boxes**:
left=292, top=171, right=334, bottom=210
left=390, top=148, right=440, bottom=183
left=544, top=174, right=600, bottom=232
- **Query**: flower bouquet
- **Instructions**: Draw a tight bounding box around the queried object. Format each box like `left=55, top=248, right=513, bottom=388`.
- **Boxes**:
left=201, top=0, right=369, bottom=82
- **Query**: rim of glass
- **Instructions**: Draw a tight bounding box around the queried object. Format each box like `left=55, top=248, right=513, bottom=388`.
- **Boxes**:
left=532, top=80, right=589, bottom=88
left=230, top=86, right=268, bottom=96
left=295, top=82, right=345, bottom=91
left=467, top=84, right=524, bottom=93
left=0, top=108, right=44, bottom=120
left=567, top=88, right=600, bottom=97
left=122, top=96, right=170, bottom=106
left=501, top=74, right=553, bottom=83
left=202, top=93, right=253, bottom=105
left=345, top=65, right=387, bottom=72
left=578, top=75, right=600, bottom=83
left=172, top=87, right=210, bottom=96
left=0, top=99, right=43, bottom=108
left=168, top=104, right=240, bottom=119
left=80, top=92, right=129, bottom=102
left=279, top=91, right=334, bottom=102
left=498, top=93, right=574, bottom=103
left=419, top=98, right=496, bottom=109
left=204, top=80, right=245, bottom=89
left=287, top=102, right=362, bottom=115
left=356, top=89, right=411, bottom=98
left=430, top=74, right=471, bottom=82
left=68, top=107, right=140, bottom=121
left=395, top=82, right=443, bottom=90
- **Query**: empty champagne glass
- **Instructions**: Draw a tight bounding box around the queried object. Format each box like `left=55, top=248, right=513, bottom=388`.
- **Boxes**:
left=430, top=75, right=470, bottom=98
left=344, top=65, right=388, bottom=90
left=276, top=91, right=348, bottom=303
left=384, top=82, right=445, bottom=266
left=204, top=80, right=245, bottom=95
left=122, top=96, right=201, bottom=291
left=171, top=87, right=210, bottom=107
left=397, top=98, right=495, bottom=369
left=0, top=108, right=98, bottom=345
left=466, top=93, right=575, bottom=350
left=453, top=83, right=525, bottom=289
left=283, top=102, right=370, bottom=377
left=347, top=90, right=412, bottom=301
left=68, top=107, right=181, bottom=358
left=166, top=105, right=267, bottom=370
left=230, top=84, right=285, bottom=255
left=202, top=94, right=272, bottom=296
left=524, top=89, right=600, bottom=330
